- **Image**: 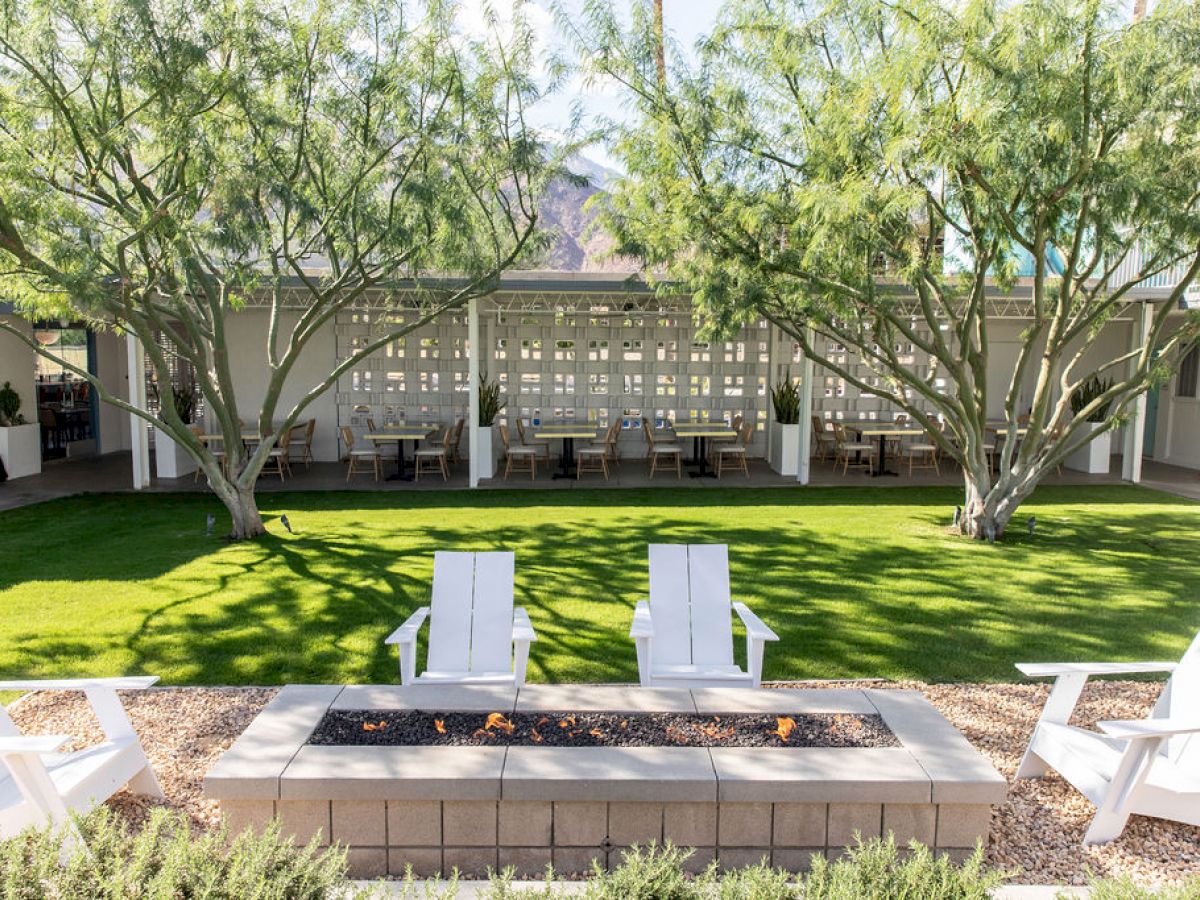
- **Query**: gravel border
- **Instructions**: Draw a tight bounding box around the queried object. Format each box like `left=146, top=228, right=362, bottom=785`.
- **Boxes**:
left=7, top=681, right=1198, bottom=886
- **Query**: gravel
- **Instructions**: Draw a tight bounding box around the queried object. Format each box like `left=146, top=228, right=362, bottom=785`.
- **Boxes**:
left=6, top=680, right=1198, bottom=886
left=308, top=709, right=898, bottom=748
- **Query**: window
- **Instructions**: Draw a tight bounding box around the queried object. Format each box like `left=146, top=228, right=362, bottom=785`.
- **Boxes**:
left=1178, top=345, right=1199, bottom=399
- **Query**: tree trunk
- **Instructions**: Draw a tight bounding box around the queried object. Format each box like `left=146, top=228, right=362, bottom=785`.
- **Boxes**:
left=960, top=468, right=1035, bottom=541
left=208, top=474, right=267, bottom=540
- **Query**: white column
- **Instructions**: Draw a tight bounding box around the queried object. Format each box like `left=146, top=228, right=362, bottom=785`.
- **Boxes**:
left=468, top=296, right=481, bottom=488
left=764, top=323, right=777, bottom=463
left=1121, top=301, right=1153, bottom=484
left=797, top=327, right=815, bottom=485
left=125, top=331, right=151, bottom=489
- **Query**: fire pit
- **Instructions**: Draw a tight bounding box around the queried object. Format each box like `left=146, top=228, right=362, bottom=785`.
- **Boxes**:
left=310, top=710, right=899, bottom=749
left=205, top=684, right=1005, bottom=880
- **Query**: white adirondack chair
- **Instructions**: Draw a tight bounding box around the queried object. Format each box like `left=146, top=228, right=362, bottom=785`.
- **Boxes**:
left=385, top=551, right=537, bottom=686
left=1016, top=629, right=1200, bottom=844
left=0, top=677, right=163, bottom=859
left=630, top=544, right=779, bottom=688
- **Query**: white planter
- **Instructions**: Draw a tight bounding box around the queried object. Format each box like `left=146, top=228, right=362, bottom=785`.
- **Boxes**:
left=154, top=427, right=199, bottom=479
left=0, top=423, right=41, bottom=479
left=476, top=425, right=496, bottom=479
left=768, top=422, right=801, bottom=476
left=1065, top=422, right=1112, bottom=474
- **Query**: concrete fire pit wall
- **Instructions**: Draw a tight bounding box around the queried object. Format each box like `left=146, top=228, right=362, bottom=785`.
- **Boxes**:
left=206, top=685, right=1006, bottom=879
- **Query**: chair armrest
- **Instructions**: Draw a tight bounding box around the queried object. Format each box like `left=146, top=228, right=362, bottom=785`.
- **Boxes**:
left=512, top=608, right=538, bottom=643
left=1097, top=718, right=1200, bottom=741
left=385, top=607, right=430, bottom=645
left=1016, top=662, right=1177, bottom=678
left=0, top=735, right=70, bottom=754
left=733, top=602, right=779, bottom=642
left=630, top=600, right=655, bottom=639
left=0, top=677, right=159, bottom=691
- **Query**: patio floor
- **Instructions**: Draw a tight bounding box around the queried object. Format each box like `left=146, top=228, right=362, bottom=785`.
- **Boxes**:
left=1, top=448, right=1196, bottom=512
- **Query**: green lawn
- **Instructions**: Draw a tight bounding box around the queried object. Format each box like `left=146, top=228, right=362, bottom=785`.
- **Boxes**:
left=0, top=485, right=1197, bottom=686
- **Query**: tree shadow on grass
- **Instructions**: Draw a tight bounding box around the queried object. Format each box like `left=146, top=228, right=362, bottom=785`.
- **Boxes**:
left=0, top=485, right=1196, bottom=685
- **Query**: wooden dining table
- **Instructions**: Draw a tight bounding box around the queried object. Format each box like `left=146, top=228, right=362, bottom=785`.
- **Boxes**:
left=850, top=426, right=926, bottom=476
left=533, top=424, right=599, bottom=480
left=364, top=425, right=437, bottom=481
left=671, top=422, right=737, bottom=478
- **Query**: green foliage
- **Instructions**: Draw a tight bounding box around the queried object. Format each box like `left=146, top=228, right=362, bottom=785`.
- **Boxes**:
left=771, top=375, right=801, bottom=424
left=1087, top=876, right=1200, bottom=899
left=0, top=382, right=24, bottom=426
left=1070, top=377, right=1115, bottom=423
left=803, top=836, right=1002, bottom=898
left=0, top=807, right=362, bottom=899
left=479, top=374, right=506, bottom=427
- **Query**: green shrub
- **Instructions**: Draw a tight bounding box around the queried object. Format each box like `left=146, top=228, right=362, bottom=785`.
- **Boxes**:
left=802, top=836, right=1003, bottom=899
left=771, top=374, right=802, bottom=424
left=0, top=807, right=362, bottom=900
left=1087, top=876, right=1200, bottom=899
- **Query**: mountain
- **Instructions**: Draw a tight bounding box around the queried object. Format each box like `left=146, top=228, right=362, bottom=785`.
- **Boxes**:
left=535, top=153, right=640, bottom=272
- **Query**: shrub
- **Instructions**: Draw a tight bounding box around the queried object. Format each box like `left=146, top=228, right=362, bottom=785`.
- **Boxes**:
left=771, top=374, right=802, bottom=424
left=0, top=381, right=24, bottom=426
left=0, top=807, right=362, bottom=900
left=1088, top=877, right=1200, bottom=899
left=1069, top=376, right=1115, bottom=423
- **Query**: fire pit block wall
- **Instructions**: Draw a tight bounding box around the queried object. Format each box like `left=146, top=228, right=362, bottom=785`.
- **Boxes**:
left=205, top=685, right=1005, bottom=879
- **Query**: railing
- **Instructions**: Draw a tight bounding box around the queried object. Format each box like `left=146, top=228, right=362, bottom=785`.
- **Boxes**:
left=1108, top=246, right=1192, bottom=291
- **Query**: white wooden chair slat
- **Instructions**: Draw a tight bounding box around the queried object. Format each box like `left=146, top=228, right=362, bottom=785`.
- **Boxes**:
left=1017, top=628, right=1200, bottom=843
left=687, top=544, right=735, bottom=667
left=427, top=552, right=474, bottom=673
left=647, top=544, right=693, bottom=666
left=387, top=551, right=536, bottom=687
left=470, top=553, right=515, bottom=673
left=633, top=544, right=778, bottom=688
left=0, top=680, right=162, bottom=861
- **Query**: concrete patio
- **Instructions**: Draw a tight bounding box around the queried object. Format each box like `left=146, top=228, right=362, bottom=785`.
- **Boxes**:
left=1, top=448, right=1196, bottom=513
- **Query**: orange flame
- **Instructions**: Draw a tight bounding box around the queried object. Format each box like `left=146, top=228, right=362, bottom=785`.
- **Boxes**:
left=619, top=719, right=628, bottom=730
left=558, top=715, right=576, bottom=729
left=588, top=728, right=603, bottom=738
left=485, top=712, right=514, bottom=735
left=362, top=720, right=388, bottom=732
left=530, top=728, right=543, bottom=743
left=771, top=716, right=796, bottom=742
left=434, top=719, right=446, bottom=734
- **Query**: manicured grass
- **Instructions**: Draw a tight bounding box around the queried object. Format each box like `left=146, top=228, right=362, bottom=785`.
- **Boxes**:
left=0, top=485, right=1197, bottom=686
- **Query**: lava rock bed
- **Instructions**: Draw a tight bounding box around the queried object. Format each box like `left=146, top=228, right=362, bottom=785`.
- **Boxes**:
left=308, top=710, right=899, bottom=748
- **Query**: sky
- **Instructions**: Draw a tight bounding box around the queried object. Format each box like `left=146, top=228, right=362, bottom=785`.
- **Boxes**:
left=458, top=0, right=726, bottom=170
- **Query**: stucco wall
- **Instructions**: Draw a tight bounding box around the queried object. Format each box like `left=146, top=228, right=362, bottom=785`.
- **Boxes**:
left=93, top=330, right=133, bottom=454
left=0, top=315, right=36, bottom=423
left=219, top=309, right=341, bottom=462
left=1150, top=316, right=1200, bottom=470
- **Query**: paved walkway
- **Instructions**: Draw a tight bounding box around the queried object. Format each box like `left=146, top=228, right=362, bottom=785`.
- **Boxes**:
left=1, top=448, right=1196, bottom=512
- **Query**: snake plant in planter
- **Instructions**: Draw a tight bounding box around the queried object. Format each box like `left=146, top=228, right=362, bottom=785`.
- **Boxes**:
left=1065, top=376, right=1115, bottom=475
left=769, top=374, right=803, bottom=476
left=0, top=381, right=40, bottom=479
left=152, top=378, right=201, bottom=480
left=476, top=375, right=505, bottom=479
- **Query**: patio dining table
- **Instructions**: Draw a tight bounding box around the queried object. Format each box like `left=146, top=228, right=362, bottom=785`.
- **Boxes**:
left=533, top=424, right=598, bottom=480
left=850, top=426, right=926, bottom=477
left=364, top=425, right=437, bottom=481
left=671, top=422, right=737, bottom=478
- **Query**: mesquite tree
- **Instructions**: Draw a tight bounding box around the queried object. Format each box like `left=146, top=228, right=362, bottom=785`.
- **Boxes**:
left=0, top=0, right=553, bottom=538
left=571, top=0, right=1200, bottom=539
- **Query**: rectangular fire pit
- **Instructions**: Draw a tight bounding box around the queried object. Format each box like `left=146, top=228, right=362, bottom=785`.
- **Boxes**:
left=204, top=684, right=1005, bottom=879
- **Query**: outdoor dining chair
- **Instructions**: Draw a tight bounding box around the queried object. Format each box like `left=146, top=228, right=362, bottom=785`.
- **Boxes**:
left=262, top=425, right=294, bottom=480
left=713, top=422, right=753, bottom=478
left=641, top=416, right=682, bottom=479
left=515, top=418, right=552, bottom=462
left=340, top=424, right=382, bottom=482
left=905, top=430, right=941, bottom=476
left=832, top=421, right=875, bottom=474
left=414, top=426, right=452, bottom=481
left=811, top=415, right=835, bottom=461
left=499, top=424, right=537, bottom=480
left=575, top=441, right=610, bottom=480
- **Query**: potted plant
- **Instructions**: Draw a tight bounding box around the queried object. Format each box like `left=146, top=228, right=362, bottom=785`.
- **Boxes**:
left=476, top=374, right=505, bottom=479
left=0, top=381, right=41, bottom=479
left=1065, top=376, right=1114, bottom=474
left=152, top=378, right=200, bottom=479
left=768, top=373, right=802, bottom=475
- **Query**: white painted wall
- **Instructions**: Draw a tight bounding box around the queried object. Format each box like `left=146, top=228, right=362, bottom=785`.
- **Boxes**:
left=0, top=315, right=36, bottom=422
left=220, top=309, right=341, bottom=462
left=93, top=330, right=133, bottom=454
left=1150, top=315, right=1200, bottom=470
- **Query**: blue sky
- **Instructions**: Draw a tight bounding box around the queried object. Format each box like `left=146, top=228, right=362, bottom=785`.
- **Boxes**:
left=460, top=0, right=726, bottom=168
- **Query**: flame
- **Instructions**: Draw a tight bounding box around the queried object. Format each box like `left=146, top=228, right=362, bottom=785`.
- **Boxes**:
left=771, top=716, right=796, bottom=742
left=537, top=716, right=549, bottom=727
left=362, top=720, right=388, bottom=732
left=530, top=728, right=543, bottom=743
left=559, top=715, right=576, bottom=729
left=588, top=728, right=603, bottom=738
left=619, top=719, right=628, bottom=730
left=434, top=719, right=446, bottom=734
left=485, top=712, right=514, bottom=735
